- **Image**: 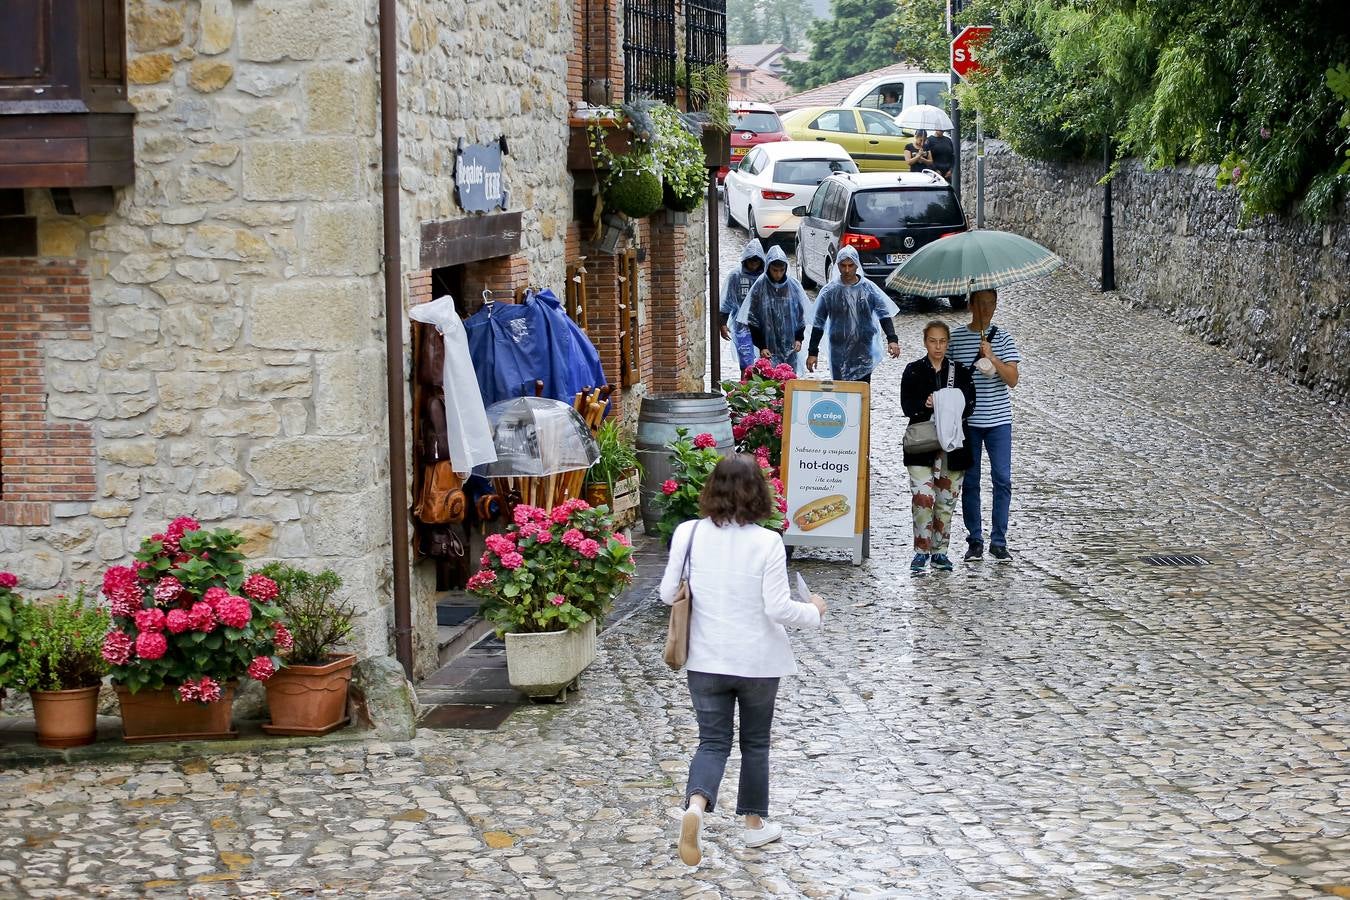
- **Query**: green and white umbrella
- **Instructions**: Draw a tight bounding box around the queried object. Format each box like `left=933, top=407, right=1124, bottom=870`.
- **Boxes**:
left=885, top=229, right=1063, bottom=297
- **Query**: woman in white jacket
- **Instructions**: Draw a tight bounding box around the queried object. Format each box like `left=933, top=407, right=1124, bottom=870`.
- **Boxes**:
left=660, top=454, right=827, bottom=866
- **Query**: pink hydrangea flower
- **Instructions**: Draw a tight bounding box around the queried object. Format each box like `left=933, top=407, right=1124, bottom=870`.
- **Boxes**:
left=560, top=528, right=585, bottom=549
left=216, top=595, right=252, bottom=629
left=485, top=533, right=517, bottom=557
left=577, top=539, right=600, bottom=559
left=134, top=608, right=166, bottom=633
left=534, top=528, right=553, bottom=544
left=693, top=432, right=717, bottom=449
left=550, top=505, right=573, bottom=525
left=661, top=479, right=679, bottom=496
left=178, top=681, right=199, bottom=702
left=188, top=601, right=217, bottom=633
left=479, top=552, right=493, bottom=568
left=0, top=572, right=17, bottom=589
left=466, top=569, right=497, bottom=590
left=550, top=594, right=566, bottom=606
left=202, top=586, right=231, bottom=608
left=498, top=551, right=525, bottom=570
left=197, top=676, right=222, bottom=703
left=168, top=516, right=201, bottom=535
left=272, top=622, right=294, bottom=653
left=134, top=630, right=168, bottom=660
left=153, top=576, right=184, bottom=605
left=247, top=656, right=276, bottom=681
left=613, top=533, right=631, bottom=547
left=101, top=630, right=133, bottom=666
left=242, top=574, right=279, bottom=602
left=165, top=608, right=191, bottom=634
left=732, top=424, right=748, bottom=441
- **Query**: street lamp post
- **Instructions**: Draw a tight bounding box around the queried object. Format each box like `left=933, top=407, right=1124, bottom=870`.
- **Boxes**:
left=1101, top=137, right=1116, bottom=291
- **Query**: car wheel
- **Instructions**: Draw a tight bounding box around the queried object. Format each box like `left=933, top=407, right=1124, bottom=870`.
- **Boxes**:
left=722, top=194, right=733, bottom=228
left=747, top=209, right=759, bottom=239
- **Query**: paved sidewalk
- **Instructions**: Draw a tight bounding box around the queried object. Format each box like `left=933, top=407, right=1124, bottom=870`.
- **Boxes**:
left=2, top=262, right=1348, bottom=898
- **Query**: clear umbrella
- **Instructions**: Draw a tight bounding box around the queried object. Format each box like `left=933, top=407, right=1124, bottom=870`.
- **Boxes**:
left=894, top=104, right=954, bottom=132
left=482, top=397, right=598, bottom=477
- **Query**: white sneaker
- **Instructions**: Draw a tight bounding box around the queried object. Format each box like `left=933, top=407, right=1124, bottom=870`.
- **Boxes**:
left=742, top=821, right=782, bottom=848
left=678, top=808, right=703, bottom=865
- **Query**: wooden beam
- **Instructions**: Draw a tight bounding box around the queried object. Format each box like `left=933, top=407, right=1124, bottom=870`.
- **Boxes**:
left=419, top=212, right=524, bottom=270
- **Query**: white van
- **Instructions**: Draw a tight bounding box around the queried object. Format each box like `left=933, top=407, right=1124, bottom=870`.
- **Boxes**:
left=840, top=72, right=952, bottom=117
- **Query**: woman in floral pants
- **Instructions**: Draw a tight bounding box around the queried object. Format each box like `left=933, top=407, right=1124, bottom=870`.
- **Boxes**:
left=900, top=321, right=976, bottom=572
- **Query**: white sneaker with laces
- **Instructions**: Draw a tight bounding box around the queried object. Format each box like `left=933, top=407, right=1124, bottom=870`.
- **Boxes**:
left=741, top=821, right=783, bottom=848
left=678, top=808, right=703, bottom=865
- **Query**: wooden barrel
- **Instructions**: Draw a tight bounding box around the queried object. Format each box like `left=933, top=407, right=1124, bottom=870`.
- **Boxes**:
left=636, top=393, right=735, bottom=533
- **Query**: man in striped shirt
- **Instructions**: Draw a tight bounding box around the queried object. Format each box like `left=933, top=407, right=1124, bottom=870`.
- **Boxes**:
left=946, top=289, right=1020, bottom=561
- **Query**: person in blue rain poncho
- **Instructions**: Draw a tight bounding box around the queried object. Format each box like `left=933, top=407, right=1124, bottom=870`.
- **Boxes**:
left=805, top=246, right=901, bottom=382
left=736, top=245, right=810, bottom=373
left=718, top=239, right=766, bottom=374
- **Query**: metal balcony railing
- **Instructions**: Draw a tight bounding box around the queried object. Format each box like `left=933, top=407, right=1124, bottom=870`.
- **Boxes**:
left=683, top=0, right=726, bottom=112
left=623, top=0, right=677, bottom=104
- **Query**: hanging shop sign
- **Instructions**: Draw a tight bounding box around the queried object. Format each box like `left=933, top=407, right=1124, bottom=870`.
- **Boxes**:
left=455, top=141, right=507, bottom=213
left=779, top=379, right=870, bottom=565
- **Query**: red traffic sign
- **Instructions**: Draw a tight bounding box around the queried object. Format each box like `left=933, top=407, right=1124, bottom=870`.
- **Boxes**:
left=951, top=25, right=993, bottom=77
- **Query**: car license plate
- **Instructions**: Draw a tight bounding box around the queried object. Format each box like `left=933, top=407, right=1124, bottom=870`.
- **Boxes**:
left=886, top=253, right=909, bottom=265
left=731, top=148, right=748, bottom=159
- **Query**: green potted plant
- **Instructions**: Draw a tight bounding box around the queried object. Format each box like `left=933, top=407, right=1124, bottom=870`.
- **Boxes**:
left=467, top=499, right=636, bottom=699
left=13, top=589, right=110, bottom=748
left=589, top=99, right=709, bottom=226
left=252, top=563, right=357, bottom=736
left=101, top=517, right=288, bottom=742
left=0, top=571, right=28, bottom=708
left=586, top=419, right=642, bottom=528
left=651, top=428, right=787, bottom=543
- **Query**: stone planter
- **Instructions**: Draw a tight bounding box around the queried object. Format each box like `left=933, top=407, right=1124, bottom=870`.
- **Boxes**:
left=30, top=685, right=100, bottom=748
left=504, top=618, right=597, bottom=700
left=115, top=683, right=237, bottom=743
left=261, top=654, right=356, bottom=736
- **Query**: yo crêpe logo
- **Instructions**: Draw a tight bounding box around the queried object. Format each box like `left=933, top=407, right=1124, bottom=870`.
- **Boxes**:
left=806, top=399, right=846, bottom=438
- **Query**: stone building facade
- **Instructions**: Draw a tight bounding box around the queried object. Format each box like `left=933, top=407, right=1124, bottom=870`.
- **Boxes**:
left=0, top=0, right=719, bottom=679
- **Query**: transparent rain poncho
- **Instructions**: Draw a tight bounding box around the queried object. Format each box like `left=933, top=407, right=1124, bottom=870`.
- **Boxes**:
left=809, top=246, right=900, bottom=382
left=408, top=295, right=498, bottom=474
left=720, top=239, right=767, bottom=372
left=480, top=397, right=598, bottom=477
left=737, top=245, right=810, bottom=374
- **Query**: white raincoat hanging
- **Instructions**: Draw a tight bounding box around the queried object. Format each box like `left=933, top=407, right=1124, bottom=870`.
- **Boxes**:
left=808, top=246, right=899, bottom=382
left=409, top=295, right=498, bottom=474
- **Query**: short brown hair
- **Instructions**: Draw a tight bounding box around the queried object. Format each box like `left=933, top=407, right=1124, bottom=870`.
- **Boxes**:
left=923, top=320, right=950, bottom=340
left=700, top=454, right=773, bottom=526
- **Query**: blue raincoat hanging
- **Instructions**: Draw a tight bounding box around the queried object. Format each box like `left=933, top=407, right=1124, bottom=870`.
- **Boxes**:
left=736, top=245, right=810, bottom=374
left=808, top=246, right=900, bottom=382
left=463, top=296, right=566, bottom=406
left=525, top=288, right=608, bottom=402
left=719, top=238, right=766, bottom=375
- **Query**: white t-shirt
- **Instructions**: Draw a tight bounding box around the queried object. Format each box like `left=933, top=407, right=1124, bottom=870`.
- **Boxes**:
left=948, top=324, right=1020, bottom=428
left=659, top=519, right=821, bottom=678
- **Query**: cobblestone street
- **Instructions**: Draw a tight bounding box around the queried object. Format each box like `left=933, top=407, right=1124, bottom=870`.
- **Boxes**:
left=2, top=234, right=1348, bottom=897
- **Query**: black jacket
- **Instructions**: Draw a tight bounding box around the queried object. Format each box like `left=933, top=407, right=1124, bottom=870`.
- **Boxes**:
left=900, top=356, right=976, bottom=469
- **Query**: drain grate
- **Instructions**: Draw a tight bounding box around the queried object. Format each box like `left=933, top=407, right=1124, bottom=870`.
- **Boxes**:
left=1139, top=554, right=1210, bottom=566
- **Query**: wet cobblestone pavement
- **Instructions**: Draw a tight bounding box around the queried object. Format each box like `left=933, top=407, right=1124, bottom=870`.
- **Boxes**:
left=2, top=227, right=1348, bottom=897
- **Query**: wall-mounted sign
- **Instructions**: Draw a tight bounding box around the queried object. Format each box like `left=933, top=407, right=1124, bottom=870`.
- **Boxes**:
left=455, top=141, right=507, bottom=213
left=779, top=379, right=871, bottom=565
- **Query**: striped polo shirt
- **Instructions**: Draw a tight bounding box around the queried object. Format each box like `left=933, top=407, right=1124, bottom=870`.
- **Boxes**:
left=948, top=324, right=1020, bottom=427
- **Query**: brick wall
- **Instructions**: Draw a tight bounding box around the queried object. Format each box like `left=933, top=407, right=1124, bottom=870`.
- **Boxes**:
left=0, top=258, right=97, bottom=527
left=569, top=0, right=625, bottom=106
left=647, top=212, right=688, bottom=391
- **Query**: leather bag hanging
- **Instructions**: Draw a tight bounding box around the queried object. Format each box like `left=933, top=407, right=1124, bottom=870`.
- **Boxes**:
left=415, top=461, right=466, bottom=524
left=415, top=321, right=445, bottom=386
left=902, top=361, right=955, bottom=455
left=662, top=521, right=701, bottom=670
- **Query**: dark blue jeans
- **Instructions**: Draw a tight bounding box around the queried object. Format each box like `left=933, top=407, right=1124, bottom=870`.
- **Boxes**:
left=685, top=671, right=780, bottom=816
left=962, top=422, right=1013, bottom=548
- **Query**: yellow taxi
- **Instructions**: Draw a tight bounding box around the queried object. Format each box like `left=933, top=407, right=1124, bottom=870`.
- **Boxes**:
left=779, top=106, right=915, bottom=172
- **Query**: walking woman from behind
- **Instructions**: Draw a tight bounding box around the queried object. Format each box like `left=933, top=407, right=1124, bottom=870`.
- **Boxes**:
left=661, top=454, right=827, bottom=866
left=901, top=321, right=976, bottom=573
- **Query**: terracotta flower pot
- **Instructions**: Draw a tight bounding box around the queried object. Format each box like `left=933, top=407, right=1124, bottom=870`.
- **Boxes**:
left=115, top=683, right=237, bottom=743
left=262, top=654, right=356, bottom=736
left=30, top=685, right=100, bottom=749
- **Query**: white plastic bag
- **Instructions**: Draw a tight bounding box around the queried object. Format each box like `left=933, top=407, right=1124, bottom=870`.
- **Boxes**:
left=409, top=296, right=497, bottom=474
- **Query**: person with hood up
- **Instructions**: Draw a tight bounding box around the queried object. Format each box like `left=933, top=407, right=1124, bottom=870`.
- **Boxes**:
left=737, top=245, right=810, bottom=373
left=719, top=239, right=767, bottom=374
left=805, top=246, right=901, bottom=382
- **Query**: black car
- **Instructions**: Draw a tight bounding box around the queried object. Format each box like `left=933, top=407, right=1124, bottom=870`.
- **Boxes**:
left=793, top=171, right=968, bottom=303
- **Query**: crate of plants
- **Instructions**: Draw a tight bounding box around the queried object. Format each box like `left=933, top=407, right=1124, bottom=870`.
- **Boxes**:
left=586, top=419, right=642, bottom=530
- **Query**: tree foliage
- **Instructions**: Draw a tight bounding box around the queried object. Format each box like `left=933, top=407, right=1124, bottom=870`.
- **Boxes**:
left=783, top=0, right=904, bottom=90
left=728, top=0, right=817, bottom=50
left=884, top=0, right=950, bottom=73
left=959, top=0, right=1350, bottom=222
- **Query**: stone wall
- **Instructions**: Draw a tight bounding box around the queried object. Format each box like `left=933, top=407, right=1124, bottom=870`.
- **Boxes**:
left=967, top=140, right=1350, bottom=398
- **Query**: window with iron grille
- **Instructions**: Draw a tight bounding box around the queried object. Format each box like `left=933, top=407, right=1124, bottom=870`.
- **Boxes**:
left=623, top=0, right=677, bottom=104
left=683, top=0, right=726, bottom=112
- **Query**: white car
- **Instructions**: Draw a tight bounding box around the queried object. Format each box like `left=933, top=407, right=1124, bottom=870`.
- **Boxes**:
left=722, top=141, right=859, bottom=243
